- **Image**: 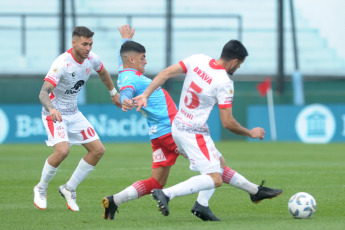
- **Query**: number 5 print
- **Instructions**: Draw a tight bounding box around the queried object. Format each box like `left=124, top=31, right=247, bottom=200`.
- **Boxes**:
left=184, top=81, right=202, bottom=109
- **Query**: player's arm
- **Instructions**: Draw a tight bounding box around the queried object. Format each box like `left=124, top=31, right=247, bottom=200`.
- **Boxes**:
left=120, top=87, right=135, bottom=112
left=97, top=66, right=121, bottom=108
left=134, top=63, right=184, bottom=111
left=219, top=107, right=265, bottom=140
left=117, top=25, right=135, bottom=67
left=39, top=81, right=62, bottom=122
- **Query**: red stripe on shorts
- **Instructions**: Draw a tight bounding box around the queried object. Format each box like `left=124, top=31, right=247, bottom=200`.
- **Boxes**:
left=46, top=116, right=54, bottom=137
left=195, top=134, right=210, bottom=161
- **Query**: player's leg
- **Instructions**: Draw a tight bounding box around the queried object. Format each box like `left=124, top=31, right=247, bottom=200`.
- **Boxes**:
left=34, top=115, right=70, bottom=210
left=102, top=133, right=178, bottom=220
left=220, top=156, right=259, bottom=194
left=102, top=167, right=169, bottom=220
left=59, top=112, right=102, bottom=211
left=152, top=128, right=222, bottom=217
left=220, top=156, right=282, bottom=203
left=112, top=166, right=168, bottom=206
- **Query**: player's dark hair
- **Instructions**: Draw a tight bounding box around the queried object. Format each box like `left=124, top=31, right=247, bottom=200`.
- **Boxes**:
left=221, top=40, right=248, bottom=61
left=72, top=26, right=94, bottom=38
left=120, top=41, right=146, bottom=55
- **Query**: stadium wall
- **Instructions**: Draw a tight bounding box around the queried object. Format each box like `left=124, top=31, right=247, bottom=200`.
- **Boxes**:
left=1, top=76, right=344, bottom=141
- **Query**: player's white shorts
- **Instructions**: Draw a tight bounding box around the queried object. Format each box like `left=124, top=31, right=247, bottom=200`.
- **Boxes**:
left=172, top=123, right=222, bottom=175
left=42, top=111, right=99, bottom=146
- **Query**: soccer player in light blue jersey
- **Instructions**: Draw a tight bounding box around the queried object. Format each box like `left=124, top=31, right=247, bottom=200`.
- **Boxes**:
left=101, top=25, right=182, bottom=220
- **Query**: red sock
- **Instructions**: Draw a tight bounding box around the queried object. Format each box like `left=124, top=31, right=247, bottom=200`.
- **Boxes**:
left=222, top=166, right=236, bottom=184
left=132, top=177, right=163, bottom=198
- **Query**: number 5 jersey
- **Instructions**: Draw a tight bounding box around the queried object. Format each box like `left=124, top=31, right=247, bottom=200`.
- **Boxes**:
left=175, top=54, right=234, bottom=135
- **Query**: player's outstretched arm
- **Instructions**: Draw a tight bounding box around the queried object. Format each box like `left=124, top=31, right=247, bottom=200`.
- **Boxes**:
left=39, top=81, right=62, bottom=122
left=118, top=25, right=135, bottom=40
left=219, top=107, right=265, bottom=140
left=97, top=67, right=121, bottom=108
left=133, top=63, right=184, bottom=111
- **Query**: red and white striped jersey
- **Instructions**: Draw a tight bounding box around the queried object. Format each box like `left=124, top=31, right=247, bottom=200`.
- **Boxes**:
left=42, top=48, right=103, bottom=115
left=174, top=54, right=234, bottom=135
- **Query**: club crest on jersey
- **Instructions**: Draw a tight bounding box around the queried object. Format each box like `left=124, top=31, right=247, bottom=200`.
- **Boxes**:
left=193, top=67, right=212, bottom=84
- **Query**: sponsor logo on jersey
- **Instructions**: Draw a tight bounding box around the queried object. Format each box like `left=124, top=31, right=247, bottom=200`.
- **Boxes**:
left=64, top=80, right=85, bottom=94
left=72, top=72, right=75, bottom=77
left=181, top=108, right=194, bottom=120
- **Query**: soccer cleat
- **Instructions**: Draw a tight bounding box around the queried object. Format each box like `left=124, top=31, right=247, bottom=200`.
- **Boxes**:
left=33, top=185, right=47, bottom=210
left=151, top=189, right=170, bottom=216
left=101, top=196, right=118, bottom=220
left=191, top=201, right=221, bottom=221
left=250, top=180, right=283, bottom=204
left=58, top=184, right=79, bottom=211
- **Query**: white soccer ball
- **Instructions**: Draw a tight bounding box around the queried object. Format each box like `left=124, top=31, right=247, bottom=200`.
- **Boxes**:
left=288, top=192, right=317, bottom=219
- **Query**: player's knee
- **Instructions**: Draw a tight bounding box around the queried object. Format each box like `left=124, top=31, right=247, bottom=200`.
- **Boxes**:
left=214, top=177, right=223, bottom=187
left=95, top=145, right=105, bottom=158
left=209, top=173, right=223, bottom=187
left=54, top=144, right=70, bottom=159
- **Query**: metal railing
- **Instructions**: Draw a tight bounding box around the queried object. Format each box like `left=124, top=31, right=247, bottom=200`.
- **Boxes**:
left=0, top=12, right=242, bottom=66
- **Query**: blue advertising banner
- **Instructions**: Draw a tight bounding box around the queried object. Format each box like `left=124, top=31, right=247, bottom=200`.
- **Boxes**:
left=0, top=104, right=220, bottom=144
left=247, top=104, right=345, bottom=143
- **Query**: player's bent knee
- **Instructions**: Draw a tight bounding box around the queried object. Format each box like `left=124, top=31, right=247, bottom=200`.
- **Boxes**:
left=54, top=144, right=70, bottom=158
left=214, top=179, right=223, bottom=187
left=95, top=145, right=105, bottom=158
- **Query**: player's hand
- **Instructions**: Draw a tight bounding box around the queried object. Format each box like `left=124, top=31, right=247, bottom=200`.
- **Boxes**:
left=118, top=25, right=135, bottom=40
left=249, top=127, right=265, bottom=140
left=49, top=108, right=62, bottom=123
left=111, top=93, right=122, bottom=108
left=133, top=95, right=147, bottom=111
left=121, top=99, right=134, bottom=112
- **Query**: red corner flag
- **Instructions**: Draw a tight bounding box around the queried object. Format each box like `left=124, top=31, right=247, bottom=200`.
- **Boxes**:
left=257, top=77, right=271, bottom=97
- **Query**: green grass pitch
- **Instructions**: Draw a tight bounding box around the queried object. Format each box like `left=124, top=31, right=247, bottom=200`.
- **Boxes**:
left=0, top=141, right=344, bottom=229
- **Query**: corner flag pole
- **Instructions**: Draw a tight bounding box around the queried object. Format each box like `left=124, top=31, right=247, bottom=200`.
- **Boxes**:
left=266, top=87, right=277, bottom=141
left=257, top=77, right=277, bottom=141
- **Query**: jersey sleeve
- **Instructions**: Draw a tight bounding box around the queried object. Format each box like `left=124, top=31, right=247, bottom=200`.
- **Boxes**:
left=89, top=52, right=104, bottom=73
left=117, top=72, right=138, bottom=94
left=120, top=87, right=135, bottom=104
left=178, top=54, right=200, bottom=73
left=217, top=79, right=234, bottom=109
left=44, top=56, right=65, bottom=87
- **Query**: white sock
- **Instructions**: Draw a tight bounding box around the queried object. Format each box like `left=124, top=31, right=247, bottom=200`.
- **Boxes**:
left=113, top=186, right=138, bottom=206
left=163, top=175, right=215, bottom=200
left=229, top=172, right=258, bottom=195
left=66, top=159, right=94, bottom=191
left=197, top=189, right=215, bottom=207
left=38, top=159, right=58, bottom=189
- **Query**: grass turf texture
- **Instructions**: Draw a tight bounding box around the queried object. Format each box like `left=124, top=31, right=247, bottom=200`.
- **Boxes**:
left=0, top=142, right=344, bottom=230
